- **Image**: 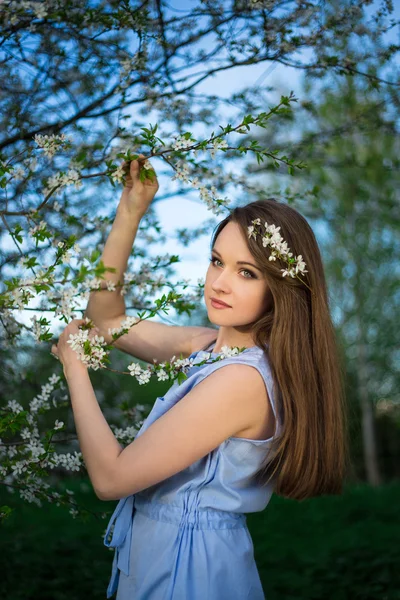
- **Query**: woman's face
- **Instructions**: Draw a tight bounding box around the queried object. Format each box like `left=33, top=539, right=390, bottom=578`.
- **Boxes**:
left=204, top=221, right=271, bottom=327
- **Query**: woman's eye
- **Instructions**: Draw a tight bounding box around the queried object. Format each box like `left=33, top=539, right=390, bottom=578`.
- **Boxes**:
left=209, top=256, right=255, bottom=279
left=210, top=256, right=221, bottom=267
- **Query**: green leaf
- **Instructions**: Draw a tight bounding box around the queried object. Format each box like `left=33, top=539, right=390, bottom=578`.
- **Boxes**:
left=90, top=249, right=101, bottom=263
left=0, top=505, right=14, bottom=522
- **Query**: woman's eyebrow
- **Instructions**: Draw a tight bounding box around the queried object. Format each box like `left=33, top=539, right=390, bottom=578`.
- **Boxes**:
left=212, top=248, right=262, bottom=272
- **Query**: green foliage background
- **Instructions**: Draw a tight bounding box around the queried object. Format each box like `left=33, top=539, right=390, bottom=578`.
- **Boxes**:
left=1, top=479, right=399, bottom=599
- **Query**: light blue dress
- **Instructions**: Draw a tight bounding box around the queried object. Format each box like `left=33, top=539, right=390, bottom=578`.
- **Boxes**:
left=104, top=341, right=282, bottom=599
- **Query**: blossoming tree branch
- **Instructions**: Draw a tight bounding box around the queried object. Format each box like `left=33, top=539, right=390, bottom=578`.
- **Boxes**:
left=0, top=0, right=398, bottom=522
left=0, top=96, right=305, bottom=520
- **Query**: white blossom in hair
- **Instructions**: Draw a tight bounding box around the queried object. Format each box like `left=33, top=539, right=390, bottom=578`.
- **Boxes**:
left=248, top=218, right=312, bottom=293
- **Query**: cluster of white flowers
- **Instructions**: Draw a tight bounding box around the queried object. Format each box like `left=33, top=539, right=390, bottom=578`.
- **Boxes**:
left=7, top=399, right=24, bottom=414
left=0, top=367, right=90, bottom=512
left=107, top=314, right=140, bottom=339
left=111, top=156, right=156, bottom=184
left=85, top=276, right=117, bottom=293
left=19, top=487, right=41, bottom=506
left=111, top=163, right=126, bottom=183
left=2, top=283, right=204, bottom=513
left=198, top=184, right=230, bottom=216
left=127, top=362, right=152, bottom=384
left=86, top=276, right=104, bottom=290
left=29, top=373, right=62, bottom=414
left=11, top=461, right=28, bottom=476
left=154, top=366, right=170, bottom=382
left=54, top=240, right=76, bottom=252
left=28, top=268, right=52, bottom=285
left=172, top=135, right=196, bottom=151
left=171, top=159, right=230, bottom=216
left=110, top=425, right=140, bottom=444
left=28, top=220, right=48, bottom=237
left=171, top=159, right=191, bottom=183
left=248, top=219, right=308, bottom=279
left=151, top=273, right=166, bottom=288
left=142, top=159, right=154, bottom=171
left=121, top=315, right=140, bottom=329
left=30, top=314, right=44, bottom=343
left=209, top=138, right=228, bottom=160
left=25, top=438, right=46, bottom=460
left=52, top=240, right=81, bottom=265
left=7, top=444, right=18, bottom=458
left=54, top=287, right=77, bottom=319
left=20, top=427, right=33, bottom=440
left=125, top=343, right=247, bottom=386
left=127, top=353, right=196, bottom=385
left=105, top=280, right=116, bottom=292
left=66, top=329, right=108, bottom=370
left=6, top=279, right=29, bottom=307
left=7, top=273, right=50, bottom=310
left=10, top=166, right=26, bottom=181
left=34, top=133, right=71, bottom=158
left=47, top=451, right=83, bottom=472
left=198, top=346, right=241, bottom=361
left=17, top=256, right=30, bottom=269
left=43, top=169, right=82, bottom=197
left=57, top=240, right=71, bottom=258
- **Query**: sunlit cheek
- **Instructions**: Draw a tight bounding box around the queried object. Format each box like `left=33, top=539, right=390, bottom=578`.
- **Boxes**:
left=206, top=266, right=216, bottom=284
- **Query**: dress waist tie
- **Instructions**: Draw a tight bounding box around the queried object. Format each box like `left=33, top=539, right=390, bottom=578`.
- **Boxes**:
left=103, top=494, right=136, bottom=599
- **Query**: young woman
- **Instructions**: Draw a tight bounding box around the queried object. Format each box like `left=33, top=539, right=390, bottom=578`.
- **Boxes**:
left=52, top=156, right=348, bottom=599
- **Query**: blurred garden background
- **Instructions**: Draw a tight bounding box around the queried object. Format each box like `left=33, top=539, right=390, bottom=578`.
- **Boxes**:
left=0, top=0, right=399, bottom=598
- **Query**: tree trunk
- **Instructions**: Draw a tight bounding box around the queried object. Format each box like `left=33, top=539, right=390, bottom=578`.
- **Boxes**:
left=358, top=339, right=382, bottom=485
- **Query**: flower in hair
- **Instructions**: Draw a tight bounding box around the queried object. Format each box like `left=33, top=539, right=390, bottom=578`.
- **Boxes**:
left=248, top=218, right=312, bottom=292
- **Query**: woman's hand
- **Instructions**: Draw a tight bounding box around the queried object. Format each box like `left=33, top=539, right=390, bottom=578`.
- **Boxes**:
left=118, top=154, right=159, bottom=217
left=51, top=318, right=93, bottom=375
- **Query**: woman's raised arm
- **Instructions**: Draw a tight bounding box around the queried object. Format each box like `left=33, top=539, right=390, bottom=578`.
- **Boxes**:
left=84, top=156, right=158, bottom=324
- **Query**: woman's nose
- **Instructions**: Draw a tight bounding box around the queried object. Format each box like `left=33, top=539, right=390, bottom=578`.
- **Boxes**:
left=211, top=272, right=231, bottom=291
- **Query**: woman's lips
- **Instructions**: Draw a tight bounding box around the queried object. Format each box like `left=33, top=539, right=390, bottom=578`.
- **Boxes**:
left=211, top=299, right=231, bottom=309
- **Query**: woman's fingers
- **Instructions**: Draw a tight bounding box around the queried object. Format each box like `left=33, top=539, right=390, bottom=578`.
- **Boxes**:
left=122, top=154, right=157, bottom=187
left=130, top=157, right=141, bottom=179
left=51, top=343, right=59, bottom=359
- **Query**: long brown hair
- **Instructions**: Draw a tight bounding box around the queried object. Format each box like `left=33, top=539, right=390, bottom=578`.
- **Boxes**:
left=210, top=198, right=349, bottom=500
